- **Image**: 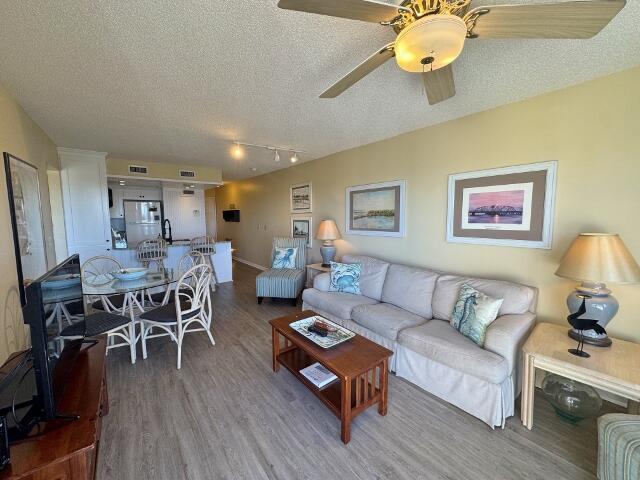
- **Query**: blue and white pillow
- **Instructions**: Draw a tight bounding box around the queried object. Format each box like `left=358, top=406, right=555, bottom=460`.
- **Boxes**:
left=329, top=262, right=362, bottom=295
left=272, top=247, right=298, bottom=269
left=450, top=284, right=503, bottom=347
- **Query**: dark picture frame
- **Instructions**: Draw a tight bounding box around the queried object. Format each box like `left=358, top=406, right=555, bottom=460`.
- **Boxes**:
left=4, top=152, right=48, bottom=306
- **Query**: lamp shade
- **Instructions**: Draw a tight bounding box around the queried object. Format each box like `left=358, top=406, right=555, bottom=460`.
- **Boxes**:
left=555, top=233, right=640, bottom=284
left=316, top=220, right=341, bottom=241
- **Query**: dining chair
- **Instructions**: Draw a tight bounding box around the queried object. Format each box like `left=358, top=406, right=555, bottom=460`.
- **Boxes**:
left=59, top=311, right=132, bottom=358
left=81, top=255, right=141, bottom=364
left=149, top=250, right=205, bottom=306
left=137, top=238, right=168, bottom=269
left=82, top=255, right=127, bottom=313
left=190, top=236, right=217, bottom=291
left=139, top=263, right=214, bottom=369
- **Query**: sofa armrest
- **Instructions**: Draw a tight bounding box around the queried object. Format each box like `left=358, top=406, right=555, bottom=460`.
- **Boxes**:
left=313, top=272, right=331, bottom=292
left=484, top=313, right=536, bottom=375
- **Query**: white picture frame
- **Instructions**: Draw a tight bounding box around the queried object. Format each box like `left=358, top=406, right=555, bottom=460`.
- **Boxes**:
left=345, top=180, right=406, bottom=238
left=290, top=182, right=312, bottom=213
left=446, top=161, right=557, bottom=249
left=291, top=216, right=312, bottom=248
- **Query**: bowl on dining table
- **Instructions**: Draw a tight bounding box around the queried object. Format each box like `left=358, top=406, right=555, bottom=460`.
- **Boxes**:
left=111, top=268, right=148, bottom=281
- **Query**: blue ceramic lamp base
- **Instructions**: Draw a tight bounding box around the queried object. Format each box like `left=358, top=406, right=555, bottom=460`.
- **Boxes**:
left=567, top=282, right=617, bottom=347
left=320, top=243, right=336, bottom=268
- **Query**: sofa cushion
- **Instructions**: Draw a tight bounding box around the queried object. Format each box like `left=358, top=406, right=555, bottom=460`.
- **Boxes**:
left=398, top=321, right=509, bottom=384
left=342, top=255, right=390, bottom=301
left=352, top=303, right=428, bottom=341
left=432, top=275, right=536, bottom=321
left=381, top=264, right=439, bottom=318
left=301, top=288, right=378, bottom=321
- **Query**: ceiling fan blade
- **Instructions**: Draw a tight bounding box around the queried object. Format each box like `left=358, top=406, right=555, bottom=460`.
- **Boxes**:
left=320, top=44, right=395, bottom=98
left=465, top=1, right=626, bottom=39
left=423, top=65, right=456, bottom=105
left=277, top=0, right=410, bottom=23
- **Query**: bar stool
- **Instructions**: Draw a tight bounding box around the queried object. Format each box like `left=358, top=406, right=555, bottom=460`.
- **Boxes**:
left=190, top=236, right=217, bottom=291
left=136, top=238, right=168, bottom=269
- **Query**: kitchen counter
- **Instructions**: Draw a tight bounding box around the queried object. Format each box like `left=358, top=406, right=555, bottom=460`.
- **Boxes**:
left=110, top=241, right=232, bottom=283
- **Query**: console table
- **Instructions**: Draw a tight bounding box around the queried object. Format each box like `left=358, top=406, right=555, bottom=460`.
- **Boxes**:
left=0, top=338, right=108, bottom=480
left=521, top=323, right=640, bottom=430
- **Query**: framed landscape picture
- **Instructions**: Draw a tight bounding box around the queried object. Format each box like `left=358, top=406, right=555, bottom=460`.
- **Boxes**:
left=345, top=180, right=406, bottom=237
left=446, top=161, right=557, bottom=249
left=290, top=182, right=312, bottom=213
left=291, top=216, right=312, bottom=248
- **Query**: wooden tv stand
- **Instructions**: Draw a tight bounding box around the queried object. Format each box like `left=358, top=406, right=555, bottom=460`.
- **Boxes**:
left=0, top=337, right=108, bottom=480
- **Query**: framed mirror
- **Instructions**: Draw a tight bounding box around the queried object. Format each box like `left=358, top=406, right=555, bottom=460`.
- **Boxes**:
left=4, top=152, right=48, bottom=306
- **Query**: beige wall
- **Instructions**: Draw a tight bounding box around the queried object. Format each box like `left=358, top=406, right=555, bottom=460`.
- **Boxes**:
left=0, top=84, right=59, bottom=363
left=217, top=66, right=640, bottom=343
left=107, top=157, right=223, bottom=184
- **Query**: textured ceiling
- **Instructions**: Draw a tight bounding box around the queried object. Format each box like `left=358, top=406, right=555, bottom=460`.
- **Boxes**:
left=0, top=1, right=638, bottom=180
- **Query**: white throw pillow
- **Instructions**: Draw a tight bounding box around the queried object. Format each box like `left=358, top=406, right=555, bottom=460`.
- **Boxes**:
left=272, top=247, right=298, bottom=269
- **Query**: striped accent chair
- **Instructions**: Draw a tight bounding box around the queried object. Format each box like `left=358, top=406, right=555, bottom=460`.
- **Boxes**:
left=256, top=237, right=307, bottom=306
left=598, top=414, right=640, bottom=480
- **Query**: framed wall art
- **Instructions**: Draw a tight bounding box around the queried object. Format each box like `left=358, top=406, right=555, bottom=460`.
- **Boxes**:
left=345, top=180, right=406, bottom=237
left=4, top=152, right=49, bottom=305
left=290, top=182, right=312, bottom=213
left=291, top=216, right=312, bottom=248
left=446, top=161, right=557, bottom=249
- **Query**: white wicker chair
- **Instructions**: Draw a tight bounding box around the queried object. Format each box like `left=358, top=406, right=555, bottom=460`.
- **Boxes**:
left=140, top=263, right=214, bottom=369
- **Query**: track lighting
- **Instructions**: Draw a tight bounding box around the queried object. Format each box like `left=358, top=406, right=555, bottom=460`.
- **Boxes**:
left=274, top=150, right=280, bottom=162
left=231, top=142, right=244, bottom=159
left=290, top=152, right=299, bottom=164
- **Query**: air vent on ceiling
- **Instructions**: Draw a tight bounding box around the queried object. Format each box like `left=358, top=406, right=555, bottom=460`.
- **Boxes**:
left=179, top=170, right=196, bottom=178
left=182, top=189, right=195, bottom=196
left=129, top=165, right=148, bottom=175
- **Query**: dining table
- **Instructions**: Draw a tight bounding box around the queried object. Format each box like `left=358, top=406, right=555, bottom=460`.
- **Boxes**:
left=81, top=268, right=181, bottom=363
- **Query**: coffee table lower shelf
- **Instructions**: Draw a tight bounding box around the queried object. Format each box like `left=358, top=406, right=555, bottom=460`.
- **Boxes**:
left=277, top=348, right=381, bottom=419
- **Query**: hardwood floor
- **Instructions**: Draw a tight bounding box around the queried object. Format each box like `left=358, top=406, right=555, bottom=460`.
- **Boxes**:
left=97, top=261, right=619, bottom=480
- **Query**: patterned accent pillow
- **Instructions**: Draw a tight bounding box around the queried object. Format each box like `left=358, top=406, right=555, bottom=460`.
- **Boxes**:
left=329, top=262, right=362, bottom=295
left=450, top=284, right=503, bottom=347
left=272, top=247, right=298, bottom=269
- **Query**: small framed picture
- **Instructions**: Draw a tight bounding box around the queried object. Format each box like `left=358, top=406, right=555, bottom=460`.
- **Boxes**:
left=345, top=180, right=406, bottom=237
left=291, top=216, right=312, bottom=248
left=446, top=161, right=557, bottom=249
left=290, top=182, right=312, bottom=213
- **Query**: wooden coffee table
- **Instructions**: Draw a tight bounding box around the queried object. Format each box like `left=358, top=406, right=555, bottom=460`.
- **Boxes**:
left=270, top=310, right=393, bottom=444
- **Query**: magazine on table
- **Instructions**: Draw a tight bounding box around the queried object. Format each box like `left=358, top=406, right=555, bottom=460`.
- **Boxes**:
left=300, top=362, right=337, bottom=389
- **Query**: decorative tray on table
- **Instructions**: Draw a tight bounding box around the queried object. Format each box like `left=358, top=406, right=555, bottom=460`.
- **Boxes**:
left=289, top=316, right=355, bottom=349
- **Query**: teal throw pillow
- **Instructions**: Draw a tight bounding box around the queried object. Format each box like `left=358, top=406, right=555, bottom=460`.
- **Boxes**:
left=329, top=262, right=362, bottom=295
left=272, top=247, right=298, bottom=269
left=450, top=284, right=503, bottom=347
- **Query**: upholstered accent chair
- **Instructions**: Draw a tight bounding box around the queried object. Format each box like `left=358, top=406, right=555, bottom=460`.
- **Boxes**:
left=256, top=237, right=307, bottom=306
left=598, top=414, right=640, bottom=480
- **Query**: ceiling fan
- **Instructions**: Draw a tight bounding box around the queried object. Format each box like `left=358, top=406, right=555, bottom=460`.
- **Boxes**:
left=277, top=0, right=627, bottom=105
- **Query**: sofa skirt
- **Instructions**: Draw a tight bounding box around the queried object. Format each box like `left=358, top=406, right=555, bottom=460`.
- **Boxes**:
left=302, top=302, right=398, bottom=372
left=395, top=344, right=515, bottom=428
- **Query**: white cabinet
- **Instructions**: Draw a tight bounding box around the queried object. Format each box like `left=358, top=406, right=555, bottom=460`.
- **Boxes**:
left=59, top=149, right=112, bottom=263
left=108, top=186, right=162, bottom=219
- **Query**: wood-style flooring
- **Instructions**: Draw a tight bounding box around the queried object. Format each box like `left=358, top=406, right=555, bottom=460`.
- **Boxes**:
left=97, top=261, right=619, bottom=480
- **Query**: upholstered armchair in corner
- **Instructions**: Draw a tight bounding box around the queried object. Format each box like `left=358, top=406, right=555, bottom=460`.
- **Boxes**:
left=256, top=237, right=308, bottom=306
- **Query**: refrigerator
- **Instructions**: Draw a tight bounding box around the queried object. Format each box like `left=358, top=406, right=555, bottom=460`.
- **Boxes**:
left=124, top=200, right=163, bottom=247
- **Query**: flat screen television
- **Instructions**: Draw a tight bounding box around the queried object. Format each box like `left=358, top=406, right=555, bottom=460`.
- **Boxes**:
left=0, top=255, right=86, bottom=439
left=223, top=209, right=240, bottom=222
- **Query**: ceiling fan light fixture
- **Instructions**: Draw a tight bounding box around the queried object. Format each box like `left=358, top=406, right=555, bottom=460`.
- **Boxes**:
left=394, top=14, right=467, bottom=73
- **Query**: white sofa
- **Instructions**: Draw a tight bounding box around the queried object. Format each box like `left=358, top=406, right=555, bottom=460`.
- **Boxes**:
left=301, top=255, right=538, bottom=428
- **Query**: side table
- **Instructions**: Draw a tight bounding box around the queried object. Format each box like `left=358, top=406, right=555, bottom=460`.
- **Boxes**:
left=306, top=263, right=331, bottom=288
left=521, top=322, right=640, bottom=430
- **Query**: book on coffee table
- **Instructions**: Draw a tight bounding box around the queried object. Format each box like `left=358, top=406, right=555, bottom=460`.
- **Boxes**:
left=299, top=362, right=337, bottom=389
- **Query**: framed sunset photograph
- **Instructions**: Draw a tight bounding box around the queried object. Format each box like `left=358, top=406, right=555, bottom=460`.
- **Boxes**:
left=346, top=180, right=406, bottom=237
left=447, top=161, right=557, bottom=249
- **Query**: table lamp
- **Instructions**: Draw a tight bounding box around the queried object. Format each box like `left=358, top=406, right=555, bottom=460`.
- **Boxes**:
left=555, top=233, right=640, bottom=347
left=316, top=220, right=341, bottom=267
